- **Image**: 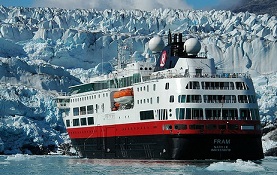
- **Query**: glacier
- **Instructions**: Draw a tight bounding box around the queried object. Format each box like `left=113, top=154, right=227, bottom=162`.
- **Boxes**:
left=0, top=5, right=276, bottom=155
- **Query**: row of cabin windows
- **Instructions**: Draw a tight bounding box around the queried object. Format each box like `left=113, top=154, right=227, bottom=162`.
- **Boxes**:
left=172, top=95, right=256, bottom=103
left=175, top=108, right=260, bottom=120
left=71, top=93, right=108, bottom=103
left=185, top=81, right=249, bottom=90
left=139, top=108, right=259, bottom=121
left=137, top=81, right=249, bottom=92
left=73, top=104, right=104, bottom=116
left=71, top=108, right=259, bottom=122
left=137, top=84, right=156, bottom=92
left=66, top=117, right=95, bottom=127
left=164, top=123, right=259, bottom=131
left=137, top=98, right=153, bottom=105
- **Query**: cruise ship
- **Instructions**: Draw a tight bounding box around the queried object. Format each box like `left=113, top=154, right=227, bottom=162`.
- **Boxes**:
left=56, top=31, right=264, bottom=160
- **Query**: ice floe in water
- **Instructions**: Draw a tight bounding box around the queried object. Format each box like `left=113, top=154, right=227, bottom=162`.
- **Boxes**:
left=5, top=154, right=35, bottom=161
left=206, top=159, right=265, bottom=172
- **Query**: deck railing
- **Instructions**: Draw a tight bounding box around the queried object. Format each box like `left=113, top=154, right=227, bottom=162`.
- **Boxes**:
left=151, top=72, right=251, bottom=80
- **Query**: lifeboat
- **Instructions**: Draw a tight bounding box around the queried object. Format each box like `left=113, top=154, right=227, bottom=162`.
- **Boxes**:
left=113, top=88, right=134, bottom=104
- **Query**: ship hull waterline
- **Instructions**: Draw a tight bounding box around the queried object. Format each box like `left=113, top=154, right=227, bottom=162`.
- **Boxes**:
left=70, top=134, right=264, bottom=160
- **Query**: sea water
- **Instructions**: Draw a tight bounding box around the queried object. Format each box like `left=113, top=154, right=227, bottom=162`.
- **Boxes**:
left=0, top=154, right=276, bottom=175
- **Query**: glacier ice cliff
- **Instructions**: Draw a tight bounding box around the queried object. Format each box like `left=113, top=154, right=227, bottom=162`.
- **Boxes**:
left=0, top=5, right=276, bottom=155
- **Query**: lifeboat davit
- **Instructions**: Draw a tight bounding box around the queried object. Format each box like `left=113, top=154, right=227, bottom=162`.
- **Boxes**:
left=113, top=88, right=134, bottom=104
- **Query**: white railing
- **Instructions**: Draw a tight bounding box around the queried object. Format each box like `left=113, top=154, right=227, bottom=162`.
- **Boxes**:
left=151, top=72, right=251, bottom=80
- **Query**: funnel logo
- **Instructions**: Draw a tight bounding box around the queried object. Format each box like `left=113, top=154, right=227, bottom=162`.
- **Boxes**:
left=160, top=51, right=167, bottom=68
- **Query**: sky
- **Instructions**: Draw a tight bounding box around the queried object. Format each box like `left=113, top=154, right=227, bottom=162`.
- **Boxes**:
left=0, top=0, right=241, bottom=11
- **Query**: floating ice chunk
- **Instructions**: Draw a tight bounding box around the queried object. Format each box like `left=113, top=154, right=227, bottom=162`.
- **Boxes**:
left=206, top=159, right=265, bottom=172
left=5, top=154, right=34, bottom=161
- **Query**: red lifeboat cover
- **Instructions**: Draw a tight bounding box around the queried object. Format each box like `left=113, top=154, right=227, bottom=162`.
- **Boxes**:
left=113, top=88, right=134, bottom=104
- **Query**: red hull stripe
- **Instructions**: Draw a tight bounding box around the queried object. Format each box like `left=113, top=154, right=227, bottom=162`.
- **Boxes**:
left=67, top=120, right=262, bottom=139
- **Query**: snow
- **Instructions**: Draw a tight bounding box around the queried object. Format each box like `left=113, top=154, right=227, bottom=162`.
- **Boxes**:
left=0, top=5, right=276, bottom=155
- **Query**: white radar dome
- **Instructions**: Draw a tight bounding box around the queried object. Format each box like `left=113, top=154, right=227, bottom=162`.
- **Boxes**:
left=184, top=38, right=201, bottom=55
left=149, top=36, right=165, bottom=52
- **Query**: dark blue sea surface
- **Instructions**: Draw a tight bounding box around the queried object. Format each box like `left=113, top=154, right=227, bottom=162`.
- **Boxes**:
left=0, top=154, right=276, bottom=175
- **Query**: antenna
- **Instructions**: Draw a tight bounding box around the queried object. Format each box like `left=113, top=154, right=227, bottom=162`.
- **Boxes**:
left=205, top=45, right=208, bottom=58
left=101, top=48, right=103, bottom=75
left=117, top=37, right=133, bottom=69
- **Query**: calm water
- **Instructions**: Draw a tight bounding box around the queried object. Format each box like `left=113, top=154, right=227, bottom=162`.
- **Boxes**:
left=0, top=154, right=276, bottom=175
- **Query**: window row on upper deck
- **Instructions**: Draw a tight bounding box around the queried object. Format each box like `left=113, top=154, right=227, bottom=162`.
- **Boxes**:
left=176, top=95, right=257, bottom=104
left=185, top=81, right=249, bottom=90
left=73, top=103, right=104, bottom=116
left=70, top=92, right=108, bottom=103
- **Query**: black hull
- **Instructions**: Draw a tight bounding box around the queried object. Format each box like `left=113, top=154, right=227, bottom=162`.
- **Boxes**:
left=71, top=134, right=264, bottom=160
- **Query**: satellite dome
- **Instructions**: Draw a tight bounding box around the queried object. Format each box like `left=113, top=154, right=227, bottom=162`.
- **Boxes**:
left=184, top=38, right=201, bottom=55
left=149, top=36, right=165, bottom=52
